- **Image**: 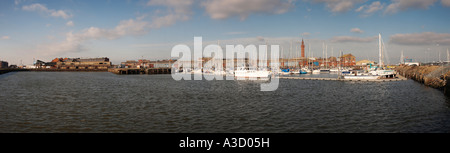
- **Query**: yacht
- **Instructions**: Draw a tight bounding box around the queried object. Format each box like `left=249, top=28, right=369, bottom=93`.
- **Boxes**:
left=343, top=34, right=396, bottom=80
left=234, top=67, right=270, bottom=78
left=312, top=69, right=321, bottom=74
left=320, top=69, right=330, bottom=73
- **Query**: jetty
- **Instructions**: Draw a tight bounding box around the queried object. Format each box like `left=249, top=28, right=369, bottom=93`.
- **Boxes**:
left=108, top=68, right=172, bottom=75
left=279, top=76, right=407, bottom=82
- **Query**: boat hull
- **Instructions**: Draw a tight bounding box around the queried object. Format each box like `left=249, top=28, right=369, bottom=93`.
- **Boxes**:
left=235, top=71, right=270, bottom=78
left=343, top=75, right=379, bottom=80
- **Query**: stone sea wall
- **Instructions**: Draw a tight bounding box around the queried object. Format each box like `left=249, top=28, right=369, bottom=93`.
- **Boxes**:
left=396, top=65, right=450, bottom=94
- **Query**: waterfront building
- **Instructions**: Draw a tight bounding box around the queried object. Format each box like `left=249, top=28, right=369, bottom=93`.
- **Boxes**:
left=153, top=60, right=175, bottom=68
left=121, top=59, right=176, bottom=68
left=340, top=54, right=356, bottom=67
left=35, top=60, right=56, bottom=69
left=356, top=60, right=375, bottom=66
left=121, top=60, right=139, bottom=68
left=51, top=57, right=111, bottom=70
left=0, top=61, right=8, bottom=68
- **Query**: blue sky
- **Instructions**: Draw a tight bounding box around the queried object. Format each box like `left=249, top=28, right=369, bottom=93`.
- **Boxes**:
left=1, top=0, right=450, bottom=65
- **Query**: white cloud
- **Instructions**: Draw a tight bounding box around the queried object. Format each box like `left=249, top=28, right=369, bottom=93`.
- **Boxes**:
left=1, top=36, right=10, bottom=40
left=22, top=3, right=47, bottom=11
left=66, top=21, right=74, bottom=27
left=38, top=18, right=151, bottom=55
left=201, top=0, right=295, bottom=20
left=355, top=5, right=365, bottom=12
left=37, top=0, right=194, bottom=55
left=74, top=19, right=149, bottom=41
left=15, top=0, right=22, bottom=5
left=149, top=13, right=186, bottom=29
left=390, top=32, right=450, bottom=45
left=442, top=0, right=450, bottom=7
left=312, top=0, right=366, bottom=13
left=365, top=1, right=384, bottom=14
left=331, top=36, right=376, bottom=43
left=22, top=3, right=72, bottom=19
left=350, top=28, right=364, bottom=33
left=384, top=0, right=437, bottom=14
left=147, top=0, right=194, bottom=28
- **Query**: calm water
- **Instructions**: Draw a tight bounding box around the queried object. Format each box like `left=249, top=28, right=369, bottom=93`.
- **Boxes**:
left=0, top=72, right=449, bottom=133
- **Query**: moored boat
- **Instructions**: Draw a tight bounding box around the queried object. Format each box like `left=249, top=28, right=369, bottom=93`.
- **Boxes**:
left=235, top=67, right=270, bottom=78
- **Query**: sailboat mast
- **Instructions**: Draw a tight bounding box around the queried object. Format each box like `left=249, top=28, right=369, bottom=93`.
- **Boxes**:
left=281, top=46, right=284, bottom=67
left=447, top=48, right=450, bottom=62
left=439, top=49, right=441, bottom=62
left=309, top=43, right=311, bottom=68
left=332, top=47, right=334, bottom=67
left=325, top=45, right=328, bottom=69
left=296, top=45, right=298, bottom=67
left=339, top=50, right=342, bottom=68
left=290, top=40, right=292, bottom=68
left=322, top=42, right=324, bottom=68
left=400, top=50, right=404, bottom=64
left=379, top=33, right=382, bottom=68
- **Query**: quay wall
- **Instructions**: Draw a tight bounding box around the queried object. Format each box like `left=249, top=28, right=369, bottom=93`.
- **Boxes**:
left=108, top=68, right=172, bottom=75
left=30, top=69, right=107, bottom=72
left=0, top=68, right=107, bottom=75
left=0, top=69, right=28, bottom=75
left=396, top=65, right=450, bottom=94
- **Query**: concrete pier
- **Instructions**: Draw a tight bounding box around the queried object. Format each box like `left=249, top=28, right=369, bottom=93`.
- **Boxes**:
left=0, top=69, right=29, bottom=75
left=108, top=68, right=172, bottom=75
left=279, top=76, right=407, bottom=82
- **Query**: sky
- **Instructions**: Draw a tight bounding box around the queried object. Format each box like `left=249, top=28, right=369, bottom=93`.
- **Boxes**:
left=1, top=0, right=450, bottom=65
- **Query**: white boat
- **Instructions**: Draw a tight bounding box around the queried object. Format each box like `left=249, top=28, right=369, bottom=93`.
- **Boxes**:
left=291, top=69, right=300, bottom=74
left=343, top=34, right=396, bottom=80
left=367, top=34, right=397, bottom=77
left=320, top=69, right=330, bottom=73
left=213, top=70, right=226, bottom=76
left=192, top=69, right=202, bottom=74
left=279, top=71, right=291, bottom=75
left=330, top=68, right=339, bottom=72
left=235, top=67, right=270, bottom=78
left=343, top=75, right=379, bottom=80
left=302, top=68, right=312, bottom=73
left=312, top=69, right=321, bottom=74
left=183, top=68, right=192, bottom=73
left=369, top=69, right=396, bottom=76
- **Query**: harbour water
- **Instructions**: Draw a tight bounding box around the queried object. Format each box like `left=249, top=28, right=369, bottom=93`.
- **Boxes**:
left=1, top=72, right=449, bottom=133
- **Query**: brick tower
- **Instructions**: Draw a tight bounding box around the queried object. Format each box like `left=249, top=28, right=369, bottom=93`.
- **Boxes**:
left=301, top=39, right=305, bottom=58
